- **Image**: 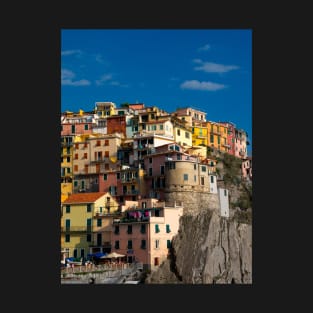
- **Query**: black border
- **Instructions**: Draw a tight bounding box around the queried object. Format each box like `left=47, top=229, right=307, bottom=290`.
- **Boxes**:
left=12, top=4, right=290, bottom=310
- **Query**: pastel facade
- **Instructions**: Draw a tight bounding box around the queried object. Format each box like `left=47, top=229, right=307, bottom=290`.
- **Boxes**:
left=94, top=101, right=116, bottom=117
left=61, top=136, right=74, bottom=196
left=72, top=133, right=122, bottom=193
left=207, top=121, right=229, bottom=152
left=234, top=128, right=249, bottom=159
left=61, top=192, right=118, bottom=259
left=111, top=198, right=183, bottom=269
left=242, top=156, right=252, bottom=181
left=175, top=107, right=207, bottom=125
left=219, top=122, right=236, bottom=155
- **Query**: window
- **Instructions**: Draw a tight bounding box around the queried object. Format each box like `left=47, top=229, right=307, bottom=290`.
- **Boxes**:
left=217, top=136, right=220, bottom=144
left=96, top=140, right=101, bottom=146
left=210, top=134, right=214, bottom=143
left=127, top=240, right=132, bottom=249
left=65, top=234, right=70, bottom=242
left=155, top=209, right=160, bottom=217
left=149, top=157, right=152, bottom=164
left=194, top=164, right=197, bottom=170
left=86, top=233, right=91, bottom=242
left=177, top=154, right=181, bottom=160
left=155, top=239, right=159, bottom=249
left=97, top=219, right=102, bottom=227
left=155, top=224, right=160, bottom=233
left=71, top=125, right=75, bottom=133
left=167, top=240, right=171, bottom=248
left=65, top=219, right=70, bottom=231
left=74, top=165, right=78, bottom=172
left=115, top=241, right=120, bottom=249
left=210, top=176, right=214, bottom=183
left=201, top=176, right=204, bottom=185
left=185, top=131, right=190, bottom=138
left=67, top=168, right=71, bottom=173
left=159, top=124, right=163, bottom=130
left=116, top=172, right=120, bottom=179
left=166, top=224, right=171, bottom=233
left=194, top=175, right=197, bottom=182
left=83, top=153, right=87, bottom=159
left=87, top=204, right=92, bottom=212
left=224, top=189, right=227, bottom=196
left=201, top=165, right=206, bottom=172
left=149, top=168, right=152, bottom=176
left=154, top=257, right=159, bottom=266
left=141, top=240, right=146, bottom=249
left=140, top=224, right=146, bottom=234
left=160, top=165, right=165, bottom=175
left=80, top=248, right=85, bottom=258
left=103, top=174, right=107, bottom=181
left=66, top=205, right=70, bottom=213
left=183, top=174, right=188, bottom=181
left=105, top=151, right=109, bottom=157
left=74, top=153, right=78, bottom=160
left=87, top=218, right=92, bottom=232
left=73, top=249, right=77, bottom=258
left=105, top=140, right=109, bottom=146
left=67, top=156, right=70, bottom=162
left=177, top=129, right=181, bottom=136
left=74, top=181, right=78, bottom=187
left=114, top=225, right=119, bottom=235
left=127, top=225, right=132, bottom=234
left=84, top=124, right=88, bottom=130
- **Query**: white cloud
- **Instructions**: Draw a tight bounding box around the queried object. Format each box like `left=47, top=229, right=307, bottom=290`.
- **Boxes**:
left=61, top=50, right=82, bottom=56
left=110, top=81, right=129, bottom=88
left=180, top=80, right=226, bottom=91
left=198, top=44, right=211, bottom=51
left=61, top=69, right=91, bottom=86
left=95, top=54, right=105, bottom=64
left=193, top=59, right=239, bottom=73
left=95, top=74, right=113, bottom=86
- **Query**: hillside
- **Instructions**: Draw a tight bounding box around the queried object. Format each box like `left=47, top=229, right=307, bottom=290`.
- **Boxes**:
left=145, top=153, right=252, bottom=284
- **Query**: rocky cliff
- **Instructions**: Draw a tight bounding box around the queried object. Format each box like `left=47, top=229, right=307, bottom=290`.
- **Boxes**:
left=145, top=153, right=252, bottom=284
left=145, top=209, right=252, bottom=284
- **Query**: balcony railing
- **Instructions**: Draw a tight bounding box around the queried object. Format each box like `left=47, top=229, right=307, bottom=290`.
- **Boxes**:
left=61, top=226, right=92, bottom=232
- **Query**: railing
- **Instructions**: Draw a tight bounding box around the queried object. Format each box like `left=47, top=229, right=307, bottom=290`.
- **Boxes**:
left=61, top=226, right=92, bottom=232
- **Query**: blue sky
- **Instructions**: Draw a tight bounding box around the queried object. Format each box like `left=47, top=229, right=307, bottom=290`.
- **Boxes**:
left=61, top=29, right=252, bottom=153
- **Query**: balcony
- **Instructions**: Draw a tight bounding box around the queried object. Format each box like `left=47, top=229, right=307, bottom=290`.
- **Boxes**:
left=121, top=178, right=137, bottom=184
left=61, top=142, right=73, bottom=147
left=122, top=190, right=139, bottom=195
left=61, top=226, right=91, bottom=232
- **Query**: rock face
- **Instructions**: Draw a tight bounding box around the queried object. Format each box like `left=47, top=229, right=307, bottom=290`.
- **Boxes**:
left=145, top=209, right=252, bottom=284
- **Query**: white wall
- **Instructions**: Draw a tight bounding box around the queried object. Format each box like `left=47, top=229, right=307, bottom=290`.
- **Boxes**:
left=218, top=188, right=229, bottom=217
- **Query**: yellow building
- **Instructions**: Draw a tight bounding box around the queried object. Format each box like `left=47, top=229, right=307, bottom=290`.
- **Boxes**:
left=94, top=101, right=116, bottom=117
left=61, top=192, right=119, bottom=259
left=192, top=125, right=208, bottom=147
left=206, top=121, right=229, bottom=152
left=61, top=136, right=74, bottom=198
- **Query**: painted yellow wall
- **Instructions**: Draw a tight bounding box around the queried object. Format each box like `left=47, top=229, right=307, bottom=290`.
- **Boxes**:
left=174, top=126, right=193, bottom=147
left=192, top=126, right=208, bottom=146
left=207, top=122, right=229, bottom=152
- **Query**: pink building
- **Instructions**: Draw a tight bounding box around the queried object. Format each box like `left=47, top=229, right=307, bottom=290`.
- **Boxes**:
left=242, top=156, right=252, bottom=181
left=219, top=122, right=236, bottom=156
left=234, top=128, right=249, bottom=159
left=111, top=198, right=183, bottom=270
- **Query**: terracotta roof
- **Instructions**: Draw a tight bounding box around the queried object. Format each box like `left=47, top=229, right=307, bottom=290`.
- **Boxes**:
left=63, top=192, right=108, bottom=204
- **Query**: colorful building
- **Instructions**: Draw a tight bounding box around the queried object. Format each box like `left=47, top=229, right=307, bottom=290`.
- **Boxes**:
left=111, top=198, right=183, bottom=269
left=61, top=192, right=119, bottom=259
